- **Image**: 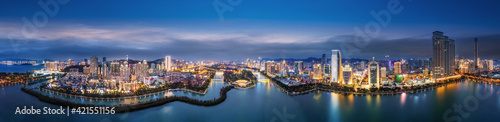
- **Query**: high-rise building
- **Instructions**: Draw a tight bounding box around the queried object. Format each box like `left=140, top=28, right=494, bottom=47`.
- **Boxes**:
left=488, top=60, right=494, bottom=71
left=313, top=63, right=322, bottom=80
left=449, top=39, right=456, bottom=75
left=321, top=54, right=327, bottom=74
left=165, top=56, right=171, bottom=72
left=432, top=31, right=456, bottom=78
left=474, top=38, right=478, bottom=72
left=394, top=62, right=402, bottom=74
left=380, top=67, right=387, bottom=78
left=368, top=59, right=379, bottom=88
left=342, top=64, right=352, bottom=84
left=265, top=61, right=276, bottom=75
left=90, top=56, right=98, bottom=76
left=110, top=62, right=120, bottom=76
left=432, top=31, right=444, bottom=78
left=294, top=61, right=303, bottom=74
left=330, top=50, right=342, bottom=83
left=120, top=61, right=130, bottom=82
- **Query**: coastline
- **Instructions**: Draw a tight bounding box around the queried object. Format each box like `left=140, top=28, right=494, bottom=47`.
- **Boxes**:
left=18, top=71, right=500, bottom=113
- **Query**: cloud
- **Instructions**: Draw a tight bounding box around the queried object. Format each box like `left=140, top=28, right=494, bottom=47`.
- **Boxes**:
left=1, top=23, right=499, bottom=61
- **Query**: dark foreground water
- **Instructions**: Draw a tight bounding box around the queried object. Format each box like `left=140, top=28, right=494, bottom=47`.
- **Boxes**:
left=1, top=79, right=500, bottom=122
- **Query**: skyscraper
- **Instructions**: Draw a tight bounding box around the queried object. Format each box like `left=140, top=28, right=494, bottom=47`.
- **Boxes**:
left=368, top=58, right=379, bottom=88
left=394, top=62, right=402, bottom=74
left=474, top=38, right=478, bottom=72
left=330, top=50, right=342, bottom=83
left=313, top=63, right=322, bottom=80
left=432, top=31, right=456, bottom=78
left=321, top=54, right=327, bottom=74
left=380, top=67, right=387, bottom=78
left=449, top=39, right=456, bottom=75
left=165, top=56, right=171, bottom=72
left=293, top=61, right=303, bottom=74
left=90, top=56, right=98, bottom=76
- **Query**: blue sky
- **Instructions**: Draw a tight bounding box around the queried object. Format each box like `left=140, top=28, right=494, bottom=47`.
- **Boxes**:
left=0, top=0, right=499, bottom=61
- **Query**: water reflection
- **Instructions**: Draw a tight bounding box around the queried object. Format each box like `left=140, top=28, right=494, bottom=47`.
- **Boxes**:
left=400, top=93, right=406, bottom=106
left=329, top=93, right=341, bottom=122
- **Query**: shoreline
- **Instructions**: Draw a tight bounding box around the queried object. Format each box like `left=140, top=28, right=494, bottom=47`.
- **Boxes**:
left=18, top=72, right=500, bottom=113
left=21, top=85, right=235, bottom=113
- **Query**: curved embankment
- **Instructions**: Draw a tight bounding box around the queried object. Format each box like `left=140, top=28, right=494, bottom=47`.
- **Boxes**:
left=21, top=85, right=234, bottom=113
left=260, top=71, right=467, bottom=96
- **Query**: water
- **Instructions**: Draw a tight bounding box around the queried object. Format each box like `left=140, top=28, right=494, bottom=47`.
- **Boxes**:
left=0, top=65, right=44, bottom=73
left=1, top=73, right=500, bottom=122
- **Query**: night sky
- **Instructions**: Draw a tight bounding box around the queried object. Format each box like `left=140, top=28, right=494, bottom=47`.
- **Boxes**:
left=0, top=0, right=499, bottom=61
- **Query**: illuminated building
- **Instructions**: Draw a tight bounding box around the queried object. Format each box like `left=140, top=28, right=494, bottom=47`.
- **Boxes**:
left=368, top=58, right=379, bottom=88
left=165, top=56, right=172, bottom=72
left=474, top=38, right=478, bottom=72
left=394, top=62, right=402, bottom=74
left=321, top=54, right=327, bottom=74
left=313, top=63, right=322, bottom=80
left=380, top=67, right=386, bottom=78
left=90, top=56, right=98, bottom=76
left=342, top=64, right=352, bottom=84
left=488, top=60, right=494, bottom=71
left=83, top=66, right=90, bottom=75
left=330, top=50, right=342, bottom=83
left=265, top=61, right=276, bottom=75
left=294, top=61, right=303, bottom=74
left=120, top=61, right=130, bottom=82
left=432, top=31, right=456, bottom=78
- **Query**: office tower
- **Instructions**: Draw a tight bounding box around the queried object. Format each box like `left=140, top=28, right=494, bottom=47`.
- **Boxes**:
left=294, top=61, right=303, bottom=74
left=342, top=64, right=352, bottom=84
left=394, top=62, right=402, bottom=74
left=265, top=61, right=276, bottom=75
left=330, top=50, right=342, bottom=83
left=474, top=38, right=478, bottom=72
left=313, top=63, right=322, bottom=79
left=165, top=56, right=171, bottom=72
left=368, top=58, right=379, bottom=88
left=321, top=54, right=327, bottom=74
left=126, top=55, right=129, bottom=61
left=90, top=56, right=98, bottom=76
left=380, top=67, right=387, bottom=78
left=110, top=62, right=120, bottom=76
left=84, top=59, right=88, bottom=65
